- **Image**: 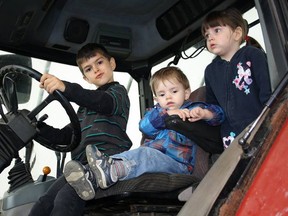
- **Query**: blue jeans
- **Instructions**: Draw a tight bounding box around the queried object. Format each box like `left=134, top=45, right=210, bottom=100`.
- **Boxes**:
left=28, top=176, right=85, bottom=216
left=112, top=147, right=190, bottom=180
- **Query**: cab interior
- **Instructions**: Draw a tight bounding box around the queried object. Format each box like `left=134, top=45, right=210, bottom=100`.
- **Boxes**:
left=0, top=0, right=287, bottom=215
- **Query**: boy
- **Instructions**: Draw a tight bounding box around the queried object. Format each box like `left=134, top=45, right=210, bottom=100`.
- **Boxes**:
left=64, top=66, right=224, bottom=199
left=29, top=43, right=132, bottom=215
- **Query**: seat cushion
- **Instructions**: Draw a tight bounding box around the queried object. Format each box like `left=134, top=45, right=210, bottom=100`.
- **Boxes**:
left=92, top=145, right=209, bottom=199
left=93, top=172, right=200, bottom=199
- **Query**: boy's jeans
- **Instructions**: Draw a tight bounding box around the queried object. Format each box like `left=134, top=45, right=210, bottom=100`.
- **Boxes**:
left=112, top=147, right=190, bottom=181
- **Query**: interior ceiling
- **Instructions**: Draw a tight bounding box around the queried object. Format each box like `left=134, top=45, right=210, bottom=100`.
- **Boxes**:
left=0, top=0, right=254, bottom=73
left=46, top=0, right=179, bottom=60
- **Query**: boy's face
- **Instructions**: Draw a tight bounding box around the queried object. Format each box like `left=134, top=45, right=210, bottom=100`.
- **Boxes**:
left=154, top=78, right=190, bottom=110
left=81, top=52, right=116, bottom=87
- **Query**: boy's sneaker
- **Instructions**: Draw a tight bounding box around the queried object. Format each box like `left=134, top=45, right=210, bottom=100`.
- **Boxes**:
left=64, top=160, right=98, bottom=201
left=86, top=145, right=118, bottom=189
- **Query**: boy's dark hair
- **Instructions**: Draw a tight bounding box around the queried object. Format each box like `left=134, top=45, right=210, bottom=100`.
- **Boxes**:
left=201, top=8, right=247, bottom=43
left=76, top=43, right=112, bottom=73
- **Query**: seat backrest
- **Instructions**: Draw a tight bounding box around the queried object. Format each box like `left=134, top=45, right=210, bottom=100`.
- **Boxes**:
left=140, top=86, right=210, bottom=179
left=189, top=86, right=206, bottom=102
left=140, top=86, right=207, bottom=145
left=85, top=86, right=212, bottom=215
left=187, top=86, right=210, bottom=179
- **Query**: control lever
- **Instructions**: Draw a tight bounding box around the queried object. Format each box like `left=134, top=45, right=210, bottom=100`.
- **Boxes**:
left=41, top=166, right=51, bottom=182
left=38, top=114, right=48, bottom=123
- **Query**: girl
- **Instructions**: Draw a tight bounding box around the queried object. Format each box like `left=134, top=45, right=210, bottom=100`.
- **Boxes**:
left=202, top=8, right=271, bottom=148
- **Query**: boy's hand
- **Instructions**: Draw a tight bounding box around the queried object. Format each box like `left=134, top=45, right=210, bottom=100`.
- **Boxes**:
left=167, top=108, right=190, bottom=121
left=188, top=107, right=213, bottom=122
left=40, top=74, right=65, bottom=94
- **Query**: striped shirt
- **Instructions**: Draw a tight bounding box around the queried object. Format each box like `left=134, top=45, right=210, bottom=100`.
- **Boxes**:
left=37, top=81, right=132, bottom=163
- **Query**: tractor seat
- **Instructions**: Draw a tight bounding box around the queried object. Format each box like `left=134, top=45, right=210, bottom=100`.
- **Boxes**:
left=84, top=86, right=223, bottom=215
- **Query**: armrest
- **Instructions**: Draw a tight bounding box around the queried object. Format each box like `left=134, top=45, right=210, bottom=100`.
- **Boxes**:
left=165, top=115, right=223, bottom=154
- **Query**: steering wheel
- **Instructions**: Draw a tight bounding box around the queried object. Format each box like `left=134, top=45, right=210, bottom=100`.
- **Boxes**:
left=0, top=65, right=81, bottom=153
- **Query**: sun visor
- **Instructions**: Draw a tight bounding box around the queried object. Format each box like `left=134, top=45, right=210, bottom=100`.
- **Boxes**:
left=94, top=24, right=132, bottom=59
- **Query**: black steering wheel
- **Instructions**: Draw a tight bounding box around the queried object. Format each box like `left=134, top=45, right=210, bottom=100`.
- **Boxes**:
left=0, top=65, right=81, bottom=153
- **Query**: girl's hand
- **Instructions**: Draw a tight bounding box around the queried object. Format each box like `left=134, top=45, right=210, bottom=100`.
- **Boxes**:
left=40, top=74, right=65, bottom=94
left=167, top=108, right=190, bottom=121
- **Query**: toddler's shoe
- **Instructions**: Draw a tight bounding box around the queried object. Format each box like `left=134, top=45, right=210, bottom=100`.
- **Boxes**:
left=64, top=160, right=98, bottom=200
left=86, top=145, right=118, bottom=189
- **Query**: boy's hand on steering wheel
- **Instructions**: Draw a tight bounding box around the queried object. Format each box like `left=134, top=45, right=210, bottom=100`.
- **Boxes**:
left=40, top=74, right=66, bottom=94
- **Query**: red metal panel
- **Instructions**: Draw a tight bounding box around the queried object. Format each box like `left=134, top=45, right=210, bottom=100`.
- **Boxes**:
left=236, top=118, right=288, bottom=215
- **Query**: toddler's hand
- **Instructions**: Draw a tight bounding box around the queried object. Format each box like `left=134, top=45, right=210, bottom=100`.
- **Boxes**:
left=188, top=107, right=213, bottom=122
left=167, top=108, right=190, bottom=121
